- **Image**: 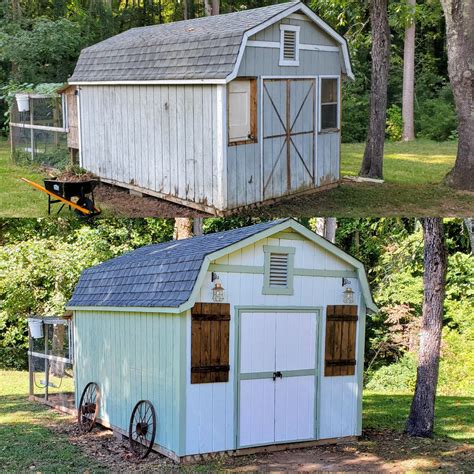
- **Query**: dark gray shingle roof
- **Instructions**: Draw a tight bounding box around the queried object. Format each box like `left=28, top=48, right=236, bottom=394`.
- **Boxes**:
left=68, top=219, right=287, bottom=308
left=69, top=2, right=300, bottom=82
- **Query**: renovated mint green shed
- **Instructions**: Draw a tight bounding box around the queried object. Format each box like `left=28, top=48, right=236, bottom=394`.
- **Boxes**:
left=67, top=219, right=377, bottom=461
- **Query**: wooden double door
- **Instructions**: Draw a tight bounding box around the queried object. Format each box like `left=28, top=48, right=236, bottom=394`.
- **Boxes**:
left=237, top=311, right=318, bottom=448
left=262, top=78, right=316, bottom=201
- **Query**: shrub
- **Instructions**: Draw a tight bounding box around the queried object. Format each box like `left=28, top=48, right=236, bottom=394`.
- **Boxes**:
left=341, top=92, right=369, bottom=143
left=416, top=88, right=457, bottom=141
left=386, top=104, right=403, bottom=141
left=366, top=353, right=418, bottom=392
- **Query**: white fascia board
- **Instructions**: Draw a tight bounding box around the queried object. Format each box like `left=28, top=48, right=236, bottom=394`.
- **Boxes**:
left=68, top=79, right=227, bottom=86
left=227, top=2, right=354, bottom=82
left=66, top=305, right=183, bottom=314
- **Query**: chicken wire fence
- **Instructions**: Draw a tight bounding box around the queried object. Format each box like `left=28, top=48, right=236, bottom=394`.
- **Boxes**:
left=28, top=317, right=75, bottom=411
left=10, top=94, right=70, bottom=169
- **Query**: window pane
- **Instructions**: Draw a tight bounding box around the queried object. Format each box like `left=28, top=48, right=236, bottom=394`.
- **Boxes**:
left=321, top=104, right=337, bottom=130
left=321, top=78, right=338, bottom=104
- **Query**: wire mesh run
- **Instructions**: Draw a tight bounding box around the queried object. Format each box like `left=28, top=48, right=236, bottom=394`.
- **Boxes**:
left=28, top=317, right=75, bottom=411
left=10, top=94, right=69, bottom=169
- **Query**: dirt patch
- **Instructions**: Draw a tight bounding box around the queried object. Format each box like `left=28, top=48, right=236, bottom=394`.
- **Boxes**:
left=94, top=183, right=205, bottom=218
left=52, top=170, right=98, bottom=183
left=51, top=416, right=474, bottom=472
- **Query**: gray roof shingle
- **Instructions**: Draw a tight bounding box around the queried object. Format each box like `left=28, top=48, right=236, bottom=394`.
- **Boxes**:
left=69, top=2, right=300, bottom=82
left=68, top=219, right=288, bottom=309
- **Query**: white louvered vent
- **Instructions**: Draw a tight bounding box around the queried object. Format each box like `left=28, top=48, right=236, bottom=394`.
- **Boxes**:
left=283, top=30, right=297, bottom=60
left=269, top=252, right=289, bottom=287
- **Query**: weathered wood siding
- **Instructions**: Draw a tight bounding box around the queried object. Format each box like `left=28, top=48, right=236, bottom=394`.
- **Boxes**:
left=227, top=16, right=342, bottom=207
left=64, top=87, right=79, bottom=149
left=74, top=310, right=185, bottom=456
left=78, top=84, right=225, bottom=210
left=185, top=234, right=364, bottom=454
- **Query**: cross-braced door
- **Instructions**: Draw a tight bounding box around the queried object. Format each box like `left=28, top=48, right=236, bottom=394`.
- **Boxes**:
left=262, top=78, right=316, bottom=200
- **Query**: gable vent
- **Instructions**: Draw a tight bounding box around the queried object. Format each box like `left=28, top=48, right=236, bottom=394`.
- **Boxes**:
left=269, top=252, right=289, bottom=287
left=283, top=30, right=297, bottom=60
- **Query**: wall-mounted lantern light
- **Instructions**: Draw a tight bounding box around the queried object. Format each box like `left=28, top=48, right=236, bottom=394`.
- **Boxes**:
left=211, top=272, right=225, bottom=303
left=343, top=286, right=355, bottom=304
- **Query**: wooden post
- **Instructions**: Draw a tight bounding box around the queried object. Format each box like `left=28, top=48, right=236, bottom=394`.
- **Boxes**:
left=28, top=328, right=33, bottom=397
left=44, top=326, right=49, bottom=401
left=30, top=98, right=35, bottom=162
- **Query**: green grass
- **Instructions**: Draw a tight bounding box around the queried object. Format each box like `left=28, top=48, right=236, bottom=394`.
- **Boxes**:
left=363, top=390, right=474, bottom=444
left=1, top=371, right=472, bottom=472
left=2, top=137, right=473, bottom=217
left=0, top=370, right=105, bottom=472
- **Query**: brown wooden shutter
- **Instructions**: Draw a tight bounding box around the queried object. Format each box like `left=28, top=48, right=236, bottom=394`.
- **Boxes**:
left=325, top=305, right=358, bottom=376
left=191, top=303, right=230, bottom=384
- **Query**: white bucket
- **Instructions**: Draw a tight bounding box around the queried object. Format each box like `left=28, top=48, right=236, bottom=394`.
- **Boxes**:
left=28, top=318, right=44, bottom=339
left=16, top=94, right=30, bottom=112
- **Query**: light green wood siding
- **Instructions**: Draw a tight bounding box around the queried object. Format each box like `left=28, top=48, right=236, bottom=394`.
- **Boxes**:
left=74, top=310, right=184, bottom=455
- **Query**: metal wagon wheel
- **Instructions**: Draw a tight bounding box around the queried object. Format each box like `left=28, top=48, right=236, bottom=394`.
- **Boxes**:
left=129, top=400, right=157, bottom=459
left=77, top=382, right=100, bottom=432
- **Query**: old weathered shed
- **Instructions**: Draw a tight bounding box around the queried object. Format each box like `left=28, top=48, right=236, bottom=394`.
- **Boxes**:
left=67, top=219, right=377, bottom=461
left=68, top=1, right=353, bottom=214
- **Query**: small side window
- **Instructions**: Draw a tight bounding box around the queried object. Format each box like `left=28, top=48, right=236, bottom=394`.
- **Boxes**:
left=263, top=245, right=295, bottom=295
left=279, top=25, right=300, bottom=66
left=228, top=78, right=257, bottom=145
left=320, top=77, right=339, bottom=131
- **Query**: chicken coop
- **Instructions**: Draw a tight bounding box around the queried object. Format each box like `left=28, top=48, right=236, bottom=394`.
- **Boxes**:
left=10, top=90, right=71, bottom=169
left=67, top=1, right=353, bottom=214
left=67, top=219, right=377, bottom=462
left=27, top=315, right=75, bottom=414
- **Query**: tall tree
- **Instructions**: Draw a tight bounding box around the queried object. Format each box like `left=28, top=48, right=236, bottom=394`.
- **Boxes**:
left=402, top=0, right=416, bottom=141
left=359, top=0, right=390, bottom=179
left=440, top=0, right=474, bottom=191
left=406, top=218, right=447, bottom=437
left=173, top=218, right=193, bottom=240
left=314, top=218, right=337, bottom=243
left=464, top=218, right=474, bottom=255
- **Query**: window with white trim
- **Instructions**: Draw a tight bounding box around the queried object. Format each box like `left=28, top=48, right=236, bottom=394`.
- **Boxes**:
left=263, top=245, right=295, bottom=295
left=320, top=77, right=339, bottom=131
left=228, top=78, right=257, bottom=145
left=279, top=25, right=300, bottom=66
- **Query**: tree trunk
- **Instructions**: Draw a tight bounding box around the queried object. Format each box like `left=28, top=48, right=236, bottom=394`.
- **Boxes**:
left=464, top=218, right=474, bottom=254
left=402, top=0, right=416, bottom=141
left=406, top=218, right=447, bottom=437
left=204, top=0, right=212, bottom=16
left=359, top=0, right=390, bottom=179
left=315, top=218, right=337, bottom=243
left=173, top=218, right=193, bottom=240
left=183, top=0, right=188, bottom=19
left=440, top=0, right=474, bottom=191
left=193, top=217, right=203, bottom=236
left=211, top=0, right=219, bottom=15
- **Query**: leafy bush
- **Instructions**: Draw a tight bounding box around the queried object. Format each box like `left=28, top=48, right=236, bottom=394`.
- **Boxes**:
left=386, top=104, right=403, bottom=141
left=416, top=88, right=457, bottom=141
left=366, top=353, right=418, bottom=392
left=341, top=92, right=369, bottom=143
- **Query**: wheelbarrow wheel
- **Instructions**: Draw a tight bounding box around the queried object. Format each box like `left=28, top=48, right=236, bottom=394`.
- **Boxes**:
left=74, top=197, right=94, bottom=216
left=78, top=382, right=100, bottom=432
left=129, top=400, right=156, bottom=459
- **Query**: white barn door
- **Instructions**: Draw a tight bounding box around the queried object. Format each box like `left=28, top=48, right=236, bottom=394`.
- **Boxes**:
left=262, top=79, right=316, bottom=201
left=238, top=311, right=318, bottom=448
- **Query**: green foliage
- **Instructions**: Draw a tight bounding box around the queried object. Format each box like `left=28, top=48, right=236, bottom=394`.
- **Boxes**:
left=416, top=90, right=458, bottom=142
left=0, top=218, right=174, bottom=369
left=385, top=105, right=403, bottom=141
left=366, top=353, right=418, bottom=392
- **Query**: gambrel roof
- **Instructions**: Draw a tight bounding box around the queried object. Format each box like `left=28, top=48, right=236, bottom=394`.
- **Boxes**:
left=69, top=1, right=353, bottom=84
left=67, top=219, right=376, bottom=313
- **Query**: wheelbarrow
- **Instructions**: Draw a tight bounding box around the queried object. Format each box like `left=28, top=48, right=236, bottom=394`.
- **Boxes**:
left=21, top=177, right=101, bottom=217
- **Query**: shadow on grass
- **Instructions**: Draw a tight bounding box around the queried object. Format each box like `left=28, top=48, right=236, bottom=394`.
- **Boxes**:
left=363, top=393, right=474, bottom=444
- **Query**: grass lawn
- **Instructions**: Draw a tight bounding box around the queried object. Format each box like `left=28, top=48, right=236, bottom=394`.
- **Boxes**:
left=1, top=137, right=473, bottom=217
left=363, top=390, right=474, bottom=444
left=0, top=370, right=105, bottom=472
left=1, top=370, right=472, bottom=471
